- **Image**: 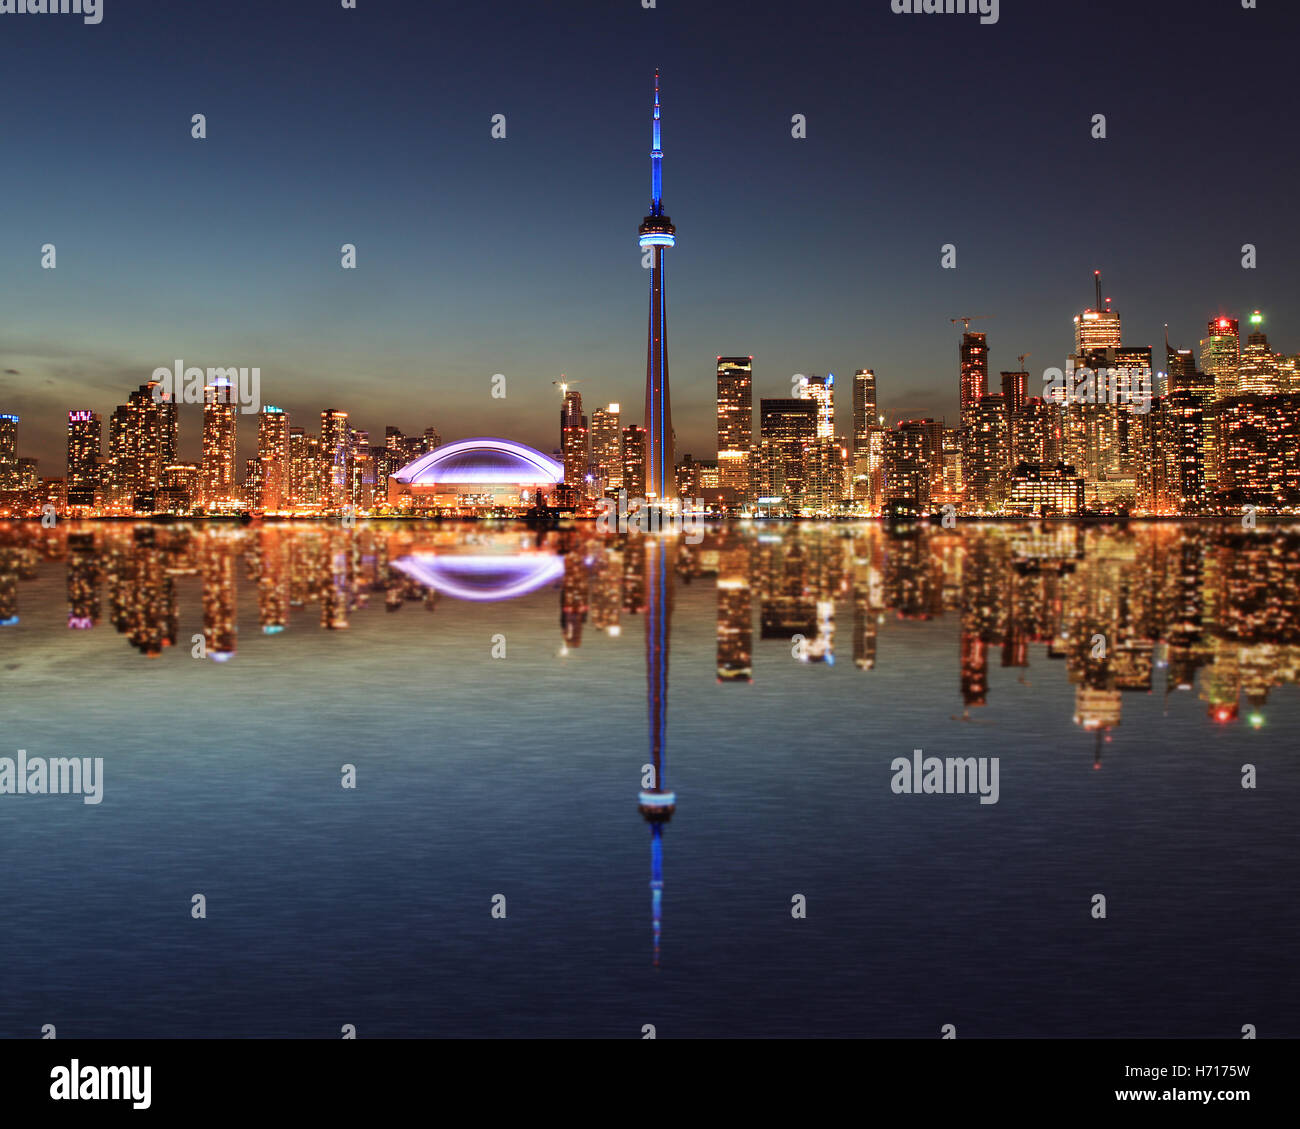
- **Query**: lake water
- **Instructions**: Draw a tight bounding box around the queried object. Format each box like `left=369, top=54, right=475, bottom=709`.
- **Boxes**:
left=0, top=520, right=1296, bottom=1038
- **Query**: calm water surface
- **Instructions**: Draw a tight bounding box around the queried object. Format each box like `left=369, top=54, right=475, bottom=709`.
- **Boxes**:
left=0, top=520, right=1296, bottom=1037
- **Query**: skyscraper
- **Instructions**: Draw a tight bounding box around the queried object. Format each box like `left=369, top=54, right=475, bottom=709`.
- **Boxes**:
left=799, top=374, right=835, bottom=439
left=716, top=357, right=753, bottom=501
left=760, top=398, right=817, bottom=511
left=960, top=333, right=989, bottom=415
left=561, top=389, right=588, bottom=494
left=320, top=409, right=351, bottom=511
left=1200, top=317, right=1240, bottom=401
left=590, top=403, right=623, bottom=494
left=1074, top=271, right=1122, bottom=355
left=852, top=369, right=878, bottom=457
left=257, top=406, right=290, bottom=511
left=639, top=71, right=676, bottom=500
left=1238, top=313, right=1282, bottom=395
left=66, top=410, right=102, bottom=506
left=0, top=414, right=18, bottom=490
left=622, top=424, right=647, bottom=497
left=201, top=380, right=239, bottom=511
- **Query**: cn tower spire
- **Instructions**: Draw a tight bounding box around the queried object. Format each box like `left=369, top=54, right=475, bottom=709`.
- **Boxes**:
left=651, top=69, right=663, bottom=215
left=639, top=70, right=676, bottom=501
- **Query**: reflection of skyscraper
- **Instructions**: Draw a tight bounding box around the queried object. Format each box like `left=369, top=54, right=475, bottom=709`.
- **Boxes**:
left=716, top=534, right=752, bottom=681
left=637, top=538, right=676, bottom=967
left=639, top=71, right=676, bottom=501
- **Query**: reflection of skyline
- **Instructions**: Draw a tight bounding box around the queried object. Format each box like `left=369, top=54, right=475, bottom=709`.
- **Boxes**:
left=3, top=522, right=1300, bottom=736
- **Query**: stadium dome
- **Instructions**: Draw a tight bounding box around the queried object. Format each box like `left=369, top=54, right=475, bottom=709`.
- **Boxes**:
left=394, top=438, right=562, bottom=486
left=387, top=437, right=563, bottom=512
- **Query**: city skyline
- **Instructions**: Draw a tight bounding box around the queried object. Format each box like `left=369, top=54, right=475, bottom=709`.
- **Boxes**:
left=3, top=2, right=1300, bottom=472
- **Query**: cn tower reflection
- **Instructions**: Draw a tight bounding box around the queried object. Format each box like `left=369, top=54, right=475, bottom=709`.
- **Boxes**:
left=637, top=537, right=676, bottom=968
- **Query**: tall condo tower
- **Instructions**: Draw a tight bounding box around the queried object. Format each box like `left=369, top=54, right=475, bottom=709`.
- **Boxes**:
left=639, top=70, right=676, bottom=500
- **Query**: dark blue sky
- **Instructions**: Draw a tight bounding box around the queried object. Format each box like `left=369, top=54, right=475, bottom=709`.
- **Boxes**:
left=3, top=0, right=1298, bottom=469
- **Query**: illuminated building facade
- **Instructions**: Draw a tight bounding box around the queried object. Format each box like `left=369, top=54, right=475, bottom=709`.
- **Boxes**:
left=716, top=357, right=753, bottom=502
left=66, top=410, right=102, bottom=507
left=1200, top=317, right=1240, bottom=401
left=201, top=380, right=239, bottom=511
left=590, top=403, right=623, bottom=494
left=959, top=332, right=989, bottom=416
left=389, top=437, right=563, bottom=512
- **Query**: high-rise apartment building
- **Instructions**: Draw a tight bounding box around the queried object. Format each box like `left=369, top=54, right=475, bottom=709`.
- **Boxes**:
left=716, top=357, right=753, bottom=501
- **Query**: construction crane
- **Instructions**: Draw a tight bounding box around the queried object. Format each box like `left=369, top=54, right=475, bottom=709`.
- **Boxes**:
left=1018, top=353, right=1031, bottom=372
left=951, top=315, right=994, bottom=332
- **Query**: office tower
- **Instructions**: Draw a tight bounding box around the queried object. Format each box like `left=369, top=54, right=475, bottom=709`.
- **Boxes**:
left=716, top=357, right=753, bottom=500
left=748, top=439, right=786, bottom=510
left=1200, top=316, right=1240, bottom=400
left=960, top=333, right=989, bottom=415
left=622, top=424, right=647, bottom=497
left=885, top=421, right=931, bottom=514
left=201, top=379, right=239, bottom=510
left=798, top=373, right=835, bottom=439
left=804, top=436, right=847, bottom=513
left=852, top=369, right=878, bottom=457
left=937, top=425, right=963, bottom=505
left=1237, top=314, right=1282, bottom=395
left=422, top=427, right=442, bottom=454
left=591, top=403, right=623, bottom=493
left=1074, top=271, right=1122, bottom=354
left=862, top=425, right=888, bottom=510
left=1215, top=393, right=1300, bottom=498
left=1163, top=390, right=1206, bottom=511
left=66, top=410, right=102, bottom=506
left=1166, top=336, right=1197, bottom=391
left=158, top=463, right=197, bottom=514
left=639, top=70, right=676, bottom=500
left=1000, top=369, right=1027, bottom=416
left=560, top=389, right=589, bottom=493
left=1014, top=397, right=1063, bottom=467
left=288, top=428, right=316, bottom=506
left=1278, top=354, right=1300, bottom=394
left=257, top=406, right=290, bottom=511
left=0, top=413, right=17, bottom=474
left=320, top=409, right=351, bottom=511
left=760, top=398, right=817, bottom=511
left=964, top=394, right=1011, bottom=510
left=1004, top=463, right=1084, bottom=516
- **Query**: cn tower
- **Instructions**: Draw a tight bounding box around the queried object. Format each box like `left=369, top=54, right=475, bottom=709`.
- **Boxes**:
left=639, top=70, right=676, bottom=501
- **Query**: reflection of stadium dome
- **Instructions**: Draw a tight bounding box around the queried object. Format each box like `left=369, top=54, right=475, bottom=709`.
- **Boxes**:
left=389, top=438, right=562, bottom=511
left=391, top=553, right=565, bottom=602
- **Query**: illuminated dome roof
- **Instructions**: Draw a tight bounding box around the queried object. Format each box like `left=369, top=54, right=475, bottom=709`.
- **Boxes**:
left=394, top=438, right=562, bottom=485
left=391, top=553, right=565, bottom=601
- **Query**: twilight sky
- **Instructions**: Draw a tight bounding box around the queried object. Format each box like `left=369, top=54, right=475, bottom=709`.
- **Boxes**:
left=2, top=0, right=1298, bottom=472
